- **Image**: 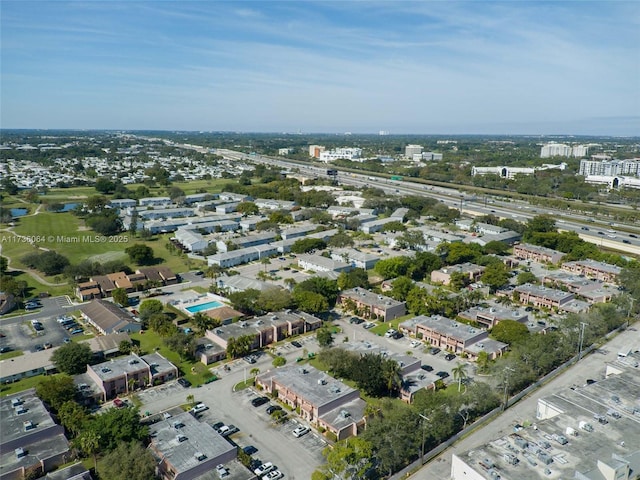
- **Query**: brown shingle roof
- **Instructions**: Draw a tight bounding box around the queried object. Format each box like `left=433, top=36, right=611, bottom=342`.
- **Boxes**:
left=80, top=300, right=136, bottom=334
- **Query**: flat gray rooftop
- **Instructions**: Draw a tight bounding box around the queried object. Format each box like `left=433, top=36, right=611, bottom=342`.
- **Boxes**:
left=455, top=365, right=640, bottom=480
left=0, top=389, right=57, bottom=445
left=150, top=412, right=236, bottom=474
left=258, top=364, right=357, bottom=408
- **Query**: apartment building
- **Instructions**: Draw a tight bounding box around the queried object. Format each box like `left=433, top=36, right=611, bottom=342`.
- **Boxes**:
left=337, top=288, right=406, bottom=321
left=256, top=364, right=366, bottom=440
left=514, top=283, right=575, bottom=309
left=431, top=263, right=486, bottom=286
left=398, top=315, right=489, bottom=355
left=513, top=243, right=564, bottom=264
left=561, top=259, right=622, bottom=283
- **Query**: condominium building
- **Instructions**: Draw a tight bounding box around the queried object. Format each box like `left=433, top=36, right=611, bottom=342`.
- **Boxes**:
left=513, top=243, right=564, bottom=264
left=561, top=259, right=622, bottom=283
left=540, top=142, right=572, bottom=158
left=337, top=288, right=406, bottom=321
left=579, top=158, right=640, bottom=177
left=404, top=144, right=423, bottom=157
left=256, top=364, right=366, bottom=440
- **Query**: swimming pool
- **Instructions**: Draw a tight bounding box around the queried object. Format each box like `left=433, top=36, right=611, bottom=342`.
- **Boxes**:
left=184, top=300, right=224, bottom=313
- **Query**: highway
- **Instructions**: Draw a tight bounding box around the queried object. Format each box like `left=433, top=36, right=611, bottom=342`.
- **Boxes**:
left=215, top=148, right=640, bottom=254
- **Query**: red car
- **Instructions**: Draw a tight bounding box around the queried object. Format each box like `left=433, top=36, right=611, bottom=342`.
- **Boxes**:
left=113, top=398, right=125, bottom=408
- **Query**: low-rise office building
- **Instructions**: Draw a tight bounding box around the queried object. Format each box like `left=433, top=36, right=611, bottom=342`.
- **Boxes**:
left=561, top=259, right=622, bottom=283
left=205, top=311, right=322, bottom=351
left=399, top=315, right=488, bottom=355
left=0, top=390, right=68, bottom=480
left=337, top=288, right=406, bottom=321
left=148, top=412, right=237, bottom=480
left=256, top=364, right=366, bottom=440
left=86, top=353, right=178, bottom=401
left=458, top=304, right=529, bottom=329
left=431, top=263, right=486, bottom=286
left=79, top=300, right=141, bottom=335
left=514, top=283, right=575, bottom=310
left=513, top=243, right=564, bottom=264
left=451, top=359, right=640, bottom=480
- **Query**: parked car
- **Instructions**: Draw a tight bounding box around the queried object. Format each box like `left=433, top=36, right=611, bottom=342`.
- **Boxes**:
left=391, top=331, right=403, bottom=339
left=266, top=405, right=282, bottom=415
left=242, top=445, right=258, bottom=455
left=243, top=355, right=257, bottom=364
left=265, top=471, right=283, bottom=480
left=384, top=329, right=397, bottom=338
left=212, top=422, right=224, bottom=432
left=436, top=371, right=450, bottom=379
left=444, top=353, right=456, bottom=361
left=291, top=340, right=302, bottom=348
left=218, top=425, right=230, bottom=436
left=113, top=398, right=126, bottom=408
left=253, top=462, right=275, bottom=477
left=420, top=364, right=433, bottom=372
left=70, top=328, right=84, bottom=335
left=363, top=322, right=375, bottom=329
left=252, top=396, right=269, bottom=407
left=0, top=346, right=12, bottom=353
left=177, top=378, right=192, bottom=388
left=190, top=403, right=208, bottom=414
left=410, top=340, right=422, bottom=348
left=349, top=317, right=364, bottom=324
left=430, top=347, right=441, bottom=355
left=293, top=426, right=310, bottom=438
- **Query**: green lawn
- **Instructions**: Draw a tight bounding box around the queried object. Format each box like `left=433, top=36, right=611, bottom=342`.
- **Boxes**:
left=0, top=373, right=45, bottom=397
left=369, top=314, right=414, bottom=336
left=129, top=331, right=212, bottom=386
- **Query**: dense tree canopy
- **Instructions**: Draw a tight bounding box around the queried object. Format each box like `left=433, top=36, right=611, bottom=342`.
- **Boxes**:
left=51, top=342, right=94, bottom=375
left=125, top=243, right=154, bottom=265
left=35, top=374, right=77, bottom=411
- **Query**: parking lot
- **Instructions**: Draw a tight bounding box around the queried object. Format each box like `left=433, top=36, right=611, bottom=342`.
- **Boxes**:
left=135, top=367, right=326, bottom=479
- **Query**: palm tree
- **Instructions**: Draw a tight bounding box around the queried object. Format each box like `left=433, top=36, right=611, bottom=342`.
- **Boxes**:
left=250, top=367, right=260, bottom=384
left=452, top=362, right=468, bottom=392
left=76, top=430, right=100, bottom=473
left=382, top=360, right=403, bottom=395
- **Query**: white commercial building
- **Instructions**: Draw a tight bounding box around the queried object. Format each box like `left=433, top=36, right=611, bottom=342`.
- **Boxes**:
left=319, top=148, right=362, bottom=162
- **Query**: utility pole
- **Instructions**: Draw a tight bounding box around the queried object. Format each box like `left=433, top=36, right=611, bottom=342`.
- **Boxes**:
left=502, top=367, right=514, bottom=411
left=578, top=322, right=588, bottom=361
left=419, top=413, right=429, bottom=465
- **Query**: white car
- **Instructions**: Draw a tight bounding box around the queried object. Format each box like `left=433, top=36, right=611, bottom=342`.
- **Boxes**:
left=410, top=340, right=422, bottom=348
left=293, top=426, right=310, bottom=438
left=265, top=470, right=283, bottom=480
left=254, top=462, right=275, bottom=476
left=384, top=329, right=397, bottom=338
left=191, top=403, right=208, bottom=414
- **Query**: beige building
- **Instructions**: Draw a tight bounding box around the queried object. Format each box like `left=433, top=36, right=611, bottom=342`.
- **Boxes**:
left=561, top=259, right=622, bottom=283
left=256, top=364, right=366, bottom=440
left=430, top=263, right=486, bottom=286
left=513, top=243, right=564, bottom=264
left=337, top=288, right=406, bottom=321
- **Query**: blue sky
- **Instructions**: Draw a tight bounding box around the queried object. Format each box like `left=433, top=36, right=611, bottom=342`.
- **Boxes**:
left=1, top=1, right=639, bottom=135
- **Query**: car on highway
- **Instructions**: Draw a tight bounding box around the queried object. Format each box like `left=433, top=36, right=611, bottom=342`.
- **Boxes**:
left=630, top=234, right=638, bottom=238
left=580, top=226, right=589, bottom=230
left=293, top=426, right=310, bottom=437
left=623, top=239, right=631, bottom=244
left=251, top=396, right=269, bottom=407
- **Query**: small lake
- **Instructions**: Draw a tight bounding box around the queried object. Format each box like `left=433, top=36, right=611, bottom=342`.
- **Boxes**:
left=60, top=203, right=78, bottom=212
left=10, top=208, right=28, bottom=217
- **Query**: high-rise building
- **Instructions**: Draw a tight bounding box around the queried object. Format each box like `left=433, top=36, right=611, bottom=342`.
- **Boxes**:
left=308, top=145, right=325, bottom=158
left=540, top=143, right=572, bottom=158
